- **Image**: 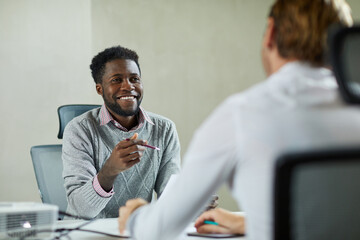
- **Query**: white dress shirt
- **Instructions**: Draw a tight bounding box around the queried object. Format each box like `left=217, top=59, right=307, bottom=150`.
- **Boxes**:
left=128, top=61, right=360, bottom=240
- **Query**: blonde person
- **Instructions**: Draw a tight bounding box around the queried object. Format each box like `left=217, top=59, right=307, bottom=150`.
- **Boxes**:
left=118, top=1, right=357, bottom=239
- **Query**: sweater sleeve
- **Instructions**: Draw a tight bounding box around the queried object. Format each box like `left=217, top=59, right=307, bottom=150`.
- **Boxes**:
left=62, top=119, right=112, bottom=219
left=154, top=120, right=181, bottom=196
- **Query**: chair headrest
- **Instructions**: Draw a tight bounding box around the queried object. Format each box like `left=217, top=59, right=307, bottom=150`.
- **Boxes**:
left=329, top=24, right=360, bottom=104
left=57, top=104, right=101, bottom=139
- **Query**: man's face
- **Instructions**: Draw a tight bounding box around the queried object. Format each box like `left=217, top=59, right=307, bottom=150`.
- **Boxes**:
left=96, top=59, right=143, bottom=117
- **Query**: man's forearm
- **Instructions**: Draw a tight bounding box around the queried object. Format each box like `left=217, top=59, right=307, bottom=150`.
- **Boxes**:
left=66, top=180, right=111, bottom=219
left=97, top=163, right=119, bottom=192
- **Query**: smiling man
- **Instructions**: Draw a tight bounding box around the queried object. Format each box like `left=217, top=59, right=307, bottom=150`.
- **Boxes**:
left=62, top=46, right=181, bottom=219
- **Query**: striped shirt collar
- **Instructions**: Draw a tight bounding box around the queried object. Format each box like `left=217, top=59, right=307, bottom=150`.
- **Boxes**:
left=99, top=104, right=154, bottom=132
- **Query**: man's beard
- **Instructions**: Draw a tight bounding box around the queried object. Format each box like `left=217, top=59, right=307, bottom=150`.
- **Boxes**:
left=103, top=94, right=142, bottom=117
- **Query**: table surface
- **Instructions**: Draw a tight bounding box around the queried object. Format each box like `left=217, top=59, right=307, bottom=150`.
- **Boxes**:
left=55, top=218, right=246, bottom=240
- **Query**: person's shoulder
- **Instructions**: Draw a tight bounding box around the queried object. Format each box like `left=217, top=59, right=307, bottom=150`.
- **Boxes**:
left=222, top=81, right=268, bottom=107
left=144, top=110, right=176, bottom=127
left=66, top=107, right=101, bottom=131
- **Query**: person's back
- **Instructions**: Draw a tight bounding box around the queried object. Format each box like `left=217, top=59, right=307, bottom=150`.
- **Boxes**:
left=228, top=61, right=360, bottom=239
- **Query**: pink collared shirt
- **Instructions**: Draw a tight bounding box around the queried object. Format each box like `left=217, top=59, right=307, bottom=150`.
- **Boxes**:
left=93, top=174, right=114, bottom=198
left=99, top=104, right=154, bottom=131
left=93, top=104, right=155, bottom=197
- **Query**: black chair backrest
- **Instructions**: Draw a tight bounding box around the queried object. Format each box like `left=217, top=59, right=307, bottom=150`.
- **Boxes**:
left=57, top=104, right=101, bottom=139
left=273, top=148, right=360, bottom=240
left=329, top=24, right=360, bottom=103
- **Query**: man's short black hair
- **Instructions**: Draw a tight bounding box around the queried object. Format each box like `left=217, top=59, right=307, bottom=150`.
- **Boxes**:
left=90, top=45, right=141, bottom=84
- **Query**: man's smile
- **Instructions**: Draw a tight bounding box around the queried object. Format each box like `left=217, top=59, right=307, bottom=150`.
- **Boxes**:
left=117, top=95, right=137, bottom=101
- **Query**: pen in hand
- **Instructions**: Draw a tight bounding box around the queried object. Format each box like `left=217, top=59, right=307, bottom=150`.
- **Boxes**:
left=204, top=220, right=219, bottom=226
left=125, top=138, right=161, bottom=151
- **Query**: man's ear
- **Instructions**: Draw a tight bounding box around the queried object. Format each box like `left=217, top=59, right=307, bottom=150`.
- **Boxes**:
left=96, top=83, right=103, bottom=96
left=264, top=17, right=276, bottom=49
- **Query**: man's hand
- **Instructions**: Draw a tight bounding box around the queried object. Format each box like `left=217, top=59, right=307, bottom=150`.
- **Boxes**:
left=194, top=208, right=245, bottom=235
left=118, top=198, right=148, bottom=234
left=98, top=133, right=147, bottom=191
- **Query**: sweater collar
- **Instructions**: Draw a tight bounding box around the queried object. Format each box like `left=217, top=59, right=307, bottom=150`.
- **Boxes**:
left=99, top=104, right=154, bottom=132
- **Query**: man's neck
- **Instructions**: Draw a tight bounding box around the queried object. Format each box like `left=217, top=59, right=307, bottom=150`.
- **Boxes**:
left=267, top=49, right=297, bottom=77
left=270, top=58, right=296, bottom=76
left=107, top=108, right=139, bottom=130
left=115, top=115, right=138, bottom=130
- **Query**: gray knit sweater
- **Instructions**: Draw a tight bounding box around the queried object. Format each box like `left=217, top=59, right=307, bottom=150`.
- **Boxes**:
left=62, top=107, right=181, bottom=219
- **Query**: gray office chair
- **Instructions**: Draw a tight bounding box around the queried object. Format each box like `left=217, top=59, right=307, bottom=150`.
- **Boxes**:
left=57, top=104, right=101, bottom=139
left=30, top=145, right=66, bottom=213
left=31, top=104, right=100, bottom=219
left=273, top=25, right=360, bottom=240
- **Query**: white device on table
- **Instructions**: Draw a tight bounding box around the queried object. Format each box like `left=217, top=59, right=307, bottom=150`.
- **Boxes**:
left=0, top=202, right=58, bottom=239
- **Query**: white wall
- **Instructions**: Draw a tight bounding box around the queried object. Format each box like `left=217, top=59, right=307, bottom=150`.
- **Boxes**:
left=91, top=0, right=273, bottom=210
left=1, top=0, right=360, bottom=211
left=0, top=0, right=97, bottom=201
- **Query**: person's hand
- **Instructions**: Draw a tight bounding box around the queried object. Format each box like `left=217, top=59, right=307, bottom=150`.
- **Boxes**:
left=98, top=133, right=148, bottom=191
left=118, top=198, right=148, bottom=234
left=194, top=208, right=245, bottom=235
left=106, top=133, right=147, bottom=172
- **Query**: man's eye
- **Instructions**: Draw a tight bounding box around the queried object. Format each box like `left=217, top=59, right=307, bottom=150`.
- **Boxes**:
left=111, top=78, right=121, bottom=83
left=131, top=77, right=140, bottom=82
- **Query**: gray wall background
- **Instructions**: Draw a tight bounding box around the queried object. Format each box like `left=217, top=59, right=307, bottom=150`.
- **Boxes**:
left=1, top=0, right=360, bottom=211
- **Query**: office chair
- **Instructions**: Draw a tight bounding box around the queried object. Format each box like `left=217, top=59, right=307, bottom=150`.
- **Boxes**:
left=273, top=148, right=360, bottom=240
left=329, top=25, right=360, bottom=104
left=31, top=104, right=100, bottom=219
left=57, top=104, right=101, bottom=139
left=273, top=25, right=360, bottom=240
left=30, top=145, right=66, bottom=215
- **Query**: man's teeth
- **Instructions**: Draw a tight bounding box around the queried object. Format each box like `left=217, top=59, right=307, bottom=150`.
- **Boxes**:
left=120, top=96, right=135, bottom=100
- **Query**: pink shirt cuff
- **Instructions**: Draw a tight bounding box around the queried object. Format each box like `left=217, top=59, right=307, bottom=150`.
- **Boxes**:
left=93, top=175, right=114, bottom=198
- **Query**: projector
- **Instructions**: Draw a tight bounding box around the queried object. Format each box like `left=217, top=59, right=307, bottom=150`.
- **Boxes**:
left=0, top=202, right=58, bottom=239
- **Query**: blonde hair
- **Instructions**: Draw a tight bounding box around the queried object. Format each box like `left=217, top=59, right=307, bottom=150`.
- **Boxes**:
left=269, top=0, right=353, bottom=66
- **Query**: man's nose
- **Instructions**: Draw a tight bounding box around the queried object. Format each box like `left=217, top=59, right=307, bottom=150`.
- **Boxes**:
left=120, top=79, right=135, bottom=91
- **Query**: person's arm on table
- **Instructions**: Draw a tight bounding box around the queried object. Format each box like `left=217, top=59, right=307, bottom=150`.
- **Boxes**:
left=118, top=198, right=148, bottom=234
left=118, top=99, right=239, bottom=240
left=63, top=121, right=105, bottom=218
left=194, top=208, right=245, bottom=235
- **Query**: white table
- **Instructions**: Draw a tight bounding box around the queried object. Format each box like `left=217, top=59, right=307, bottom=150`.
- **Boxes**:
left=55, top=218, right=246, bottom=240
